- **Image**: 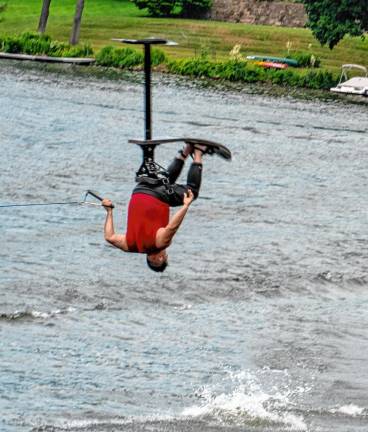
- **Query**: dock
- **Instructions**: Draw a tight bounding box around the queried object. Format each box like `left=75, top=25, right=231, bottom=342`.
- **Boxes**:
left=0, top=52, right=95, bottom=65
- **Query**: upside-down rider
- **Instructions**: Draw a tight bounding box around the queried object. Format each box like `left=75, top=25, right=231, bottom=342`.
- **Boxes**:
left=102, top=143, right=210, bottom=272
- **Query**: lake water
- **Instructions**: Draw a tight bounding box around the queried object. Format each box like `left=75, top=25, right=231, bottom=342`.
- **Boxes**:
left=1, top=61, right=368, bottom=432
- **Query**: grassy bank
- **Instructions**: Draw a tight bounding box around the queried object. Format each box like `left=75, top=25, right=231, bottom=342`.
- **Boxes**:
left=1, top=0, right=367, bottom=69
left=0, top=32, right=337, bottom=90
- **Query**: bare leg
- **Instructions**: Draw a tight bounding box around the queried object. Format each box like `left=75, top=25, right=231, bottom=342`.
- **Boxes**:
left=192, top=147, right=203, bottom=164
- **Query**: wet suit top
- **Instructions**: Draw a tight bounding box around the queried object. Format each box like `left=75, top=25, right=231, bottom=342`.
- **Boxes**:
left=125, top=193, right=169, bottom=253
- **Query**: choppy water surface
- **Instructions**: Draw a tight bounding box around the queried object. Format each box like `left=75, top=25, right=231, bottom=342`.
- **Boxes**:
left=1, top=62, right=368, bottom=432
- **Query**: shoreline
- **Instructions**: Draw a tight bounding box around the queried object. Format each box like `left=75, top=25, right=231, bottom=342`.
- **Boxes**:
left=1, top=58, right=367, bottom=107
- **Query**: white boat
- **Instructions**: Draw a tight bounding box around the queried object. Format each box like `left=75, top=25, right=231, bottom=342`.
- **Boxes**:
left=330, top=64, right=368, bottom=96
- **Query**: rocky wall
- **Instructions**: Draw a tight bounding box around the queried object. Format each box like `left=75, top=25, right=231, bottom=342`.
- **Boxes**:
left=210, top=0, right=307, bottom=27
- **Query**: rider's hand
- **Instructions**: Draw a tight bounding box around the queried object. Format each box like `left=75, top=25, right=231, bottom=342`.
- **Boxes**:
left=183, top=189, right=194, bottom=208
left=102, top=198, right=114, bottom=211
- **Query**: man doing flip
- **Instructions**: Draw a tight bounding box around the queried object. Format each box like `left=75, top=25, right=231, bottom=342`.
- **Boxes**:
left=102, top=143, right=208, bottom=272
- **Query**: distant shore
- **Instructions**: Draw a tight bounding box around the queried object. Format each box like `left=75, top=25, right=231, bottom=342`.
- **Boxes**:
left=1, top=58, right=367, bottom=107
left=1, top=0, right=367, bottom=73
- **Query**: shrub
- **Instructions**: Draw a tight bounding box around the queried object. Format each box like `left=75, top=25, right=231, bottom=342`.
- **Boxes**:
left=215, top=60, right=249, bottom=81
left=116, top=48, right=144, bottom=67
left=96, top=46, right=154, bottom=69
left=242, top=64, right=266, bottom=83
left=63, top=43, right=93, bottom=58
left=168, top=57, right=266, bottom=82
left=94, top=46, right=116, bottom=67
left=96, top=46, right=167, bottom=69
left=167, top=57, right=213, bottom=77
left=268, top=69, right=298, bottom=86
left=19, top=32, right=53, bottom=55
left=0, top=35, right=22, bottom=53
left=301, top=70, right=335, bottom=89
left=151, top=48, right=167, bottom=66
left=287, top=51, right=321, bottom=68
left=167, top=55, right=337, bottom=89
left=0, top=32, right=93, bottom=57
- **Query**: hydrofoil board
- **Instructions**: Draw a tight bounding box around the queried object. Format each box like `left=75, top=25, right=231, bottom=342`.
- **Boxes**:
left=129, top=137, right=232, bottom=160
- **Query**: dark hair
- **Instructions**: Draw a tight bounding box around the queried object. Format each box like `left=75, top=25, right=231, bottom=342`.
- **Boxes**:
left=146, top=256, right=168, bottom=273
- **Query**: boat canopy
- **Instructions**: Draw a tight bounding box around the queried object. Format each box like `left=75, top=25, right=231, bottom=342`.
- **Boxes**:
left=339, top=64, right=368, bottom=84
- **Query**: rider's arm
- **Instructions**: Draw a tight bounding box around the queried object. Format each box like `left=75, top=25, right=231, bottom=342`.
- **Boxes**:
left=156, top=190, right=194, bottom=249
left=103, top=199, right=129, bottom=252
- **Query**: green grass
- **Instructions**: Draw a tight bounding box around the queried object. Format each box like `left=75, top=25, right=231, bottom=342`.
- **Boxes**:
left=1, top=0, right=367, bottom=73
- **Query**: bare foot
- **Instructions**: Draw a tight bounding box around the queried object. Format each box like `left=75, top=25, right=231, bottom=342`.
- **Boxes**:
left=193, top=144, right=208, bottom=154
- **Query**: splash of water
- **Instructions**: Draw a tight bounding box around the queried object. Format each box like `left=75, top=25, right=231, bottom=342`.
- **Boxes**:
left=182, top=368, right=309, bottom=431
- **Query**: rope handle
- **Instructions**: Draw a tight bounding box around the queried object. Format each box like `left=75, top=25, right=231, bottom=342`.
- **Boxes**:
left=86, top=190, right=115, bottom=209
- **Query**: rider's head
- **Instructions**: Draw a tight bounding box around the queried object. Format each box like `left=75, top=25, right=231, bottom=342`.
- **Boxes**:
left=146, top=250, right=168, bottom=273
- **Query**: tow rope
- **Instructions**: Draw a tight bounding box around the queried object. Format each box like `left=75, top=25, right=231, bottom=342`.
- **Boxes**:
left=0, top=190, right=114, bottom=209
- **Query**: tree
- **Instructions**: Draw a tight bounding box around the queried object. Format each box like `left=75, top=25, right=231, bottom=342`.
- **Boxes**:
left=180, top=0, right=212, bottom=18
left=302, top=0, right=368, bottom=49
left=70, top=0, right=85, bottom=45
left=132, top=0, right=175, bottom=17
left=131, top=0, right=212, bottom=18
left=38, top=0, right=52, bottom=33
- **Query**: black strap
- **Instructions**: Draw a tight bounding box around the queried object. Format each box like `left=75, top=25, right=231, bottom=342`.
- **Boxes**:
left=136, top=173, right=174, bottom=195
